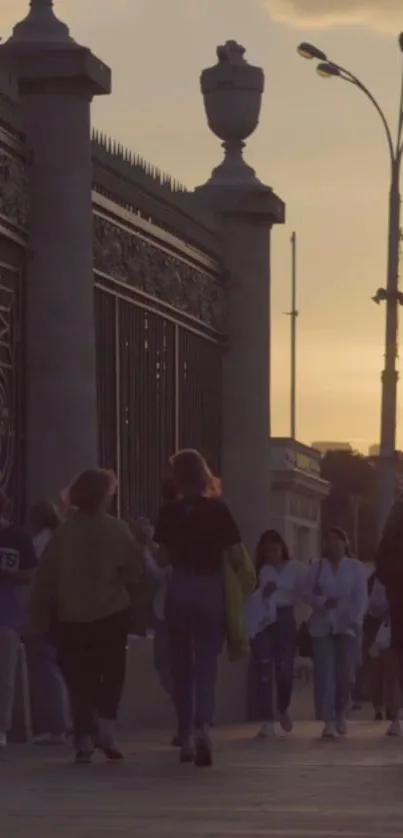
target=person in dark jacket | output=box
[375,495,403,694]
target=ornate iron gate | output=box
[94,197,224,522]
[0,129,27,521]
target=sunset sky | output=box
[2,0,403,453]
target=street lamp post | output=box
[297,36,403,533]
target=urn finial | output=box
[7,0,74,46]
[200,41,264,186]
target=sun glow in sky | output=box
[2,0,402,453]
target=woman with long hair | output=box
[246,530,304,738]
[141,449,249,767]
[303,527,367,739]
[30,469,143,764]
[25,501,71,745]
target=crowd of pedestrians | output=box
[0,449,402,767]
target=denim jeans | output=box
[165,570,225,739]
[153,619,173,699]
[313,634,357,724]
[25,636,70,736]
[250,607,297,722]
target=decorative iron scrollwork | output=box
[0,268,17,494]
[0,147,28,230]
[94,215,226,332]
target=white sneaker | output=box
[336,718,348,736]
[256,722,275,739]
[386,720,401,737]
[322,722,337,739]
[278,712,293,733]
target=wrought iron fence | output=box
[95,283,223,523]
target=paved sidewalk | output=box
[1,722,403,837]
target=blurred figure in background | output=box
[376,494,403,728]
[367,575,401,736]
[25,502,71,745]
[0,491,37,750]
[133,478,182,746]
[247,529,304,739]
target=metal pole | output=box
[378,161,401,531]
[290,231,298,439]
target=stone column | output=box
[0,1,111,505]
[197,42,285,552]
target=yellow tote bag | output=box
[223,545,256,662]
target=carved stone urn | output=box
[200,41,265,186]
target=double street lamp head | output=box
[298,34,403,71]
[297,42,327,62]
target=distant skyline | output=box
[1,0,403,452]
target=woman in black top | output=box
[151,449,243,767]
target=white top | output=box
[303,556,368,638]
[144,550,170,622]
[246,560,305,640]
[33,528,53,560]
[368,578,389,620]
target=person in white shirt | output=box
[246,530,305,739]
[303,527,367,739]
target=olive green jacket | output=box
[30,511,143,631]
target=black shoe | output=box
[194,734,212,768]
[375,710,383,722]
[179,743,194,763]
[74,735,94,764]
[75,749,93,765]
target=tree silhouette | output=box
[320,450,377,561]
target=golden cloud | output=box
[263,0,402,30]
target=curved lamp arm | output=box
[397,69,403,161]
[330,62,396,174]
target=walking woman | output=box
[30,469,143,764]
[367,575,401,735]
[246,530,305,738]
[25,502,71,745]
[303,527,367,739]
[141,449,251,767]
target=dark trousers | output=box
[56,610,129,741]
[165,570,225,740]
[250,607,297,723]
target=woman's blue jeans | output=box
[165,570,225,740]
[25,635,71,736]
[250,607,297,722]
[313,634,357,723]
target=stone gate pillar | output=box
[0,0,111,506]
[196,42,285,552]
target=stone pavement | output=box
[1,722,403,837]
